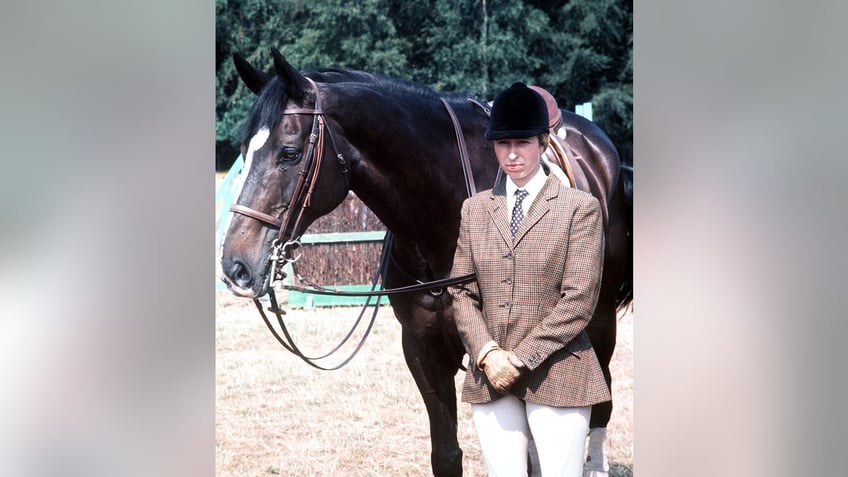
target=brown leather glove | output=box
[481,349,521,394]
[507,351,526,371]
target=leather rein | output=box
[227,78,477,369]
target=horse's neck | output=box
[349,155,460,235]
[331,92,489,268]
[337,97,476,212]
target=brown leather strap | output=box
[440,97,476,197]
[547,134,577,188]
[278,113,319,239]
[230,204,282,228]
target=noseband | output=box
[229,77,350,288]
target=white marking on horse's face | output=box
[219,127,271,260]
[231,127,270,207]
[243,127,270,179]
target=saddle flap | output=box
[544,133,581,189]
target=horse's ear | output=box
[271,48,309,100]
[233,52,271,96]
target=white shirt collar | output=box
[506,166,547,214]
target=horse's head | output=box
[219,50,350,297]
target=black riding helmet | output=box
[484,82,549,140]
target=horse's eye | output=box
[278,147,302,164]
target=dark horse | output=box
[219,49,632,476]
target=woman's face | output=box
[493,137,543,187]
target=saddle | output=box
[537,88,622,218]
[526,85,584,191]
[543,132,580,189]
[468,88,604,218]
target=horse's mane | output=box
[307,68,489,114]
[243,66,474,143]
[304,67,441,100]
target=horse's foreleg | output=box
[585,300,617,476]
[584,427,609,477]
[401,328,463,477]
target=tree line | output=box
[216,0,632,170]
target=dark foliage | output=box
[216,0,632,170]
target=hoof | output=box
[583,456,609,476]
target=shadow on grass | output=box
[610,462,633,476]
[529,459,632,477]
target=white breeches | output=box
[471,395,590,477]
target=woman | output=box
[449,82,610,476]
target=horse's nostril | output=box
[230,260,253,288]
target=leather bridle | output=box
[229,77,350,290]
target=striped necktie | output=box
[510,189,529,239]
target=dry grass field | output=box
[216,291,633,476]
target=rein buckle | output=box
[267,239,303,288]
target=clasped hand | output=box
[481,349,524,394]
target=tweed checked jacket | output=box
[449,172,611,407]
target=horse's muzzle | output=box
[219,257,263,298]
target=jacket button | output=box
[503,252,513,259]
[504,277,512,285]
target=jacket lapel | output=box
[487,173,513,245]
[487,193,513,245]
